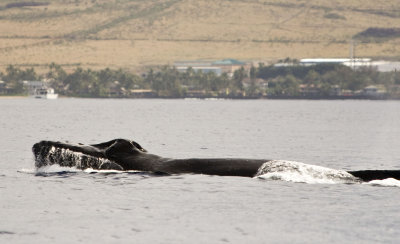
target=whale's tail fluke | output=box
[347,170,400,182]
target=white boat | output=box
[31,87,58,99]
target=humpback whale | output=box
[32,138,400,182]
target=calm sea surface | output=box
[1,98,400,243]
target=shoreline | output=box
[0,95,27,99]
[1,95,399,100]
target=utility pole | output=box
[349,39,357,69]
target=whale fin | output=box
[99,161,124,170]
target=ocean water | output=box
[1,98,400,243]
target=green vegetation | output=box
[1,62,400,99]
[257,63,395,97]
[0,65,37,95]
[354,28,400,42]
[323,13,346,20]
[2,2,49,9]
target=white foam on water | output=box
[83,168,119,173]
[18,166,79,174]
[18,168,36,174]
[36,164,80,173]
[364,178,400,187]
[18,165,142,175]
[31,165,143,174]
[83,168,143,174]
[255,160,358,184]
[19,165,79,174]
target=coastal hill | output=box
[0,0,400,72]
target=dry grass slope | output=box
[0,0,399,72]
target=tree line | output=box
[1,62,400,98]
[257,62,400,98]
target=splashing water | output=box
[255,160,359,184]
[365,178,400,187]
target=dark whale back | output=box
[32,139,268,176]
[32,138,400,181]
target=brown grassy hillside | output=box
[0,0,399,72]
